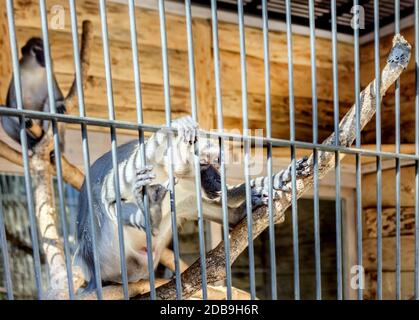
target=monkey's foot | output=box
[172,115,199,145]
[272,156,311,192]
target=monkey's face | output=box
[198,137,220,171]
[21,37,45,67]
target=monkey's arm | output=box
[207,156,311,208]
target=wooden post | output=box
[0,1,11,103]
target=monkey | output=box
[1,37,66,152]
[74,116,310,291]
[74,140,173,291]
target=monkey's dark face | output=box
[21,37,45,67]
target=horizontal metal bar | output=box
[1,107,418,161]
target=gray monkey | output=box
[1,37,66,151]
[74,141,171,291]
[74,116,310,292]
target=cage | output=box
[0,0,417,301]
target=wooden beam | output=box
[363,235,415,272]
[193,19,214,130]
[0,0,11,103]
[364,271,415,300]
[362,165,416,208]
[363,207,416,239]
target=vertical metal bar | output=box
[184,0,208,300]
[354,0,363,301]
[237,0,256,300]
[262,0,277,300]
[5,0,43,299]
[158,0,182,299]
[69,0,103,299]
[98,0,129,300]
[415,0,419,301]
[211,0,233,300]
[285,0,300,300]
[0,193,13,300]
[331,0,342,301]
[127,0,156,300]
[38,0,74,299]
[394,0,401,300]
[309,0,322,300]
[374,0,383,301]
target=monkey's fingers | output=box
[136,165,154,175]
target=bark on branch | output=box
[136,34,412,300]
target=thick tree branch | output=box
[29,20,93,299]
[136,34,412,300]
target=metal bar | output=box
[237,0,256,300]
[374,0,383,301]
[68,0,103,299]
[285,0,300,300]
[5,0,43,299]
[354,0,363,301]
[158,0,182,299]
[211,0,233,299]
[98,0,129,300]
[127,0,156,300]
[0,192,13,300]
[39,0,74,299]
[262,0,277,301]
[415,0,419,301]
[331,0,342,301]
[394,0,402,300]
[2,108,419,161]
[184,0,208,300]
[309,0,322,301]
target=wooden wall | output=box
[0,0,355,142]
[362,165,416,300]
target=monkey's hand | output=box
[171,115,199,145]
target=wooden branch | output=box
[135,34,412,300]
[29,20,93,299]
[0,139,84,191]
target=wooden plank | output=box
[12,0,190,52]
[220,49,354,103]
[362,165,416,208]
[15,26,190,88]
[364,271,415,300]
[0,1,11,103]
[217,22,354,72]
[363,207,416,239]
[56,73,191,114]
[193,19,215,130]
[363,235,415,272]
